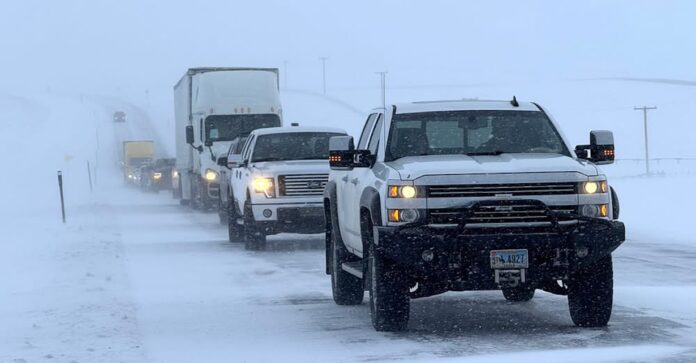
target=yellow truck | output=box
[122,140,155,185]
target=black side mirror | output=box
[575,130,615,165]
[204,139,213,147]
[329,136,355,170]
[216,156,228,167]
[185,125,194,144]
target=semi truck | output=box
[173,67,283,209]
[122,140,154,184]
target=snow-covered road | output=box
[2,94,696,362]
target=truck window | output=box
[367,114,383,154]
[252,132,345,162]
[386,110,570,161]
[357,114,377,150]
[205,114,281,142]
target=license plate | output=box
[490,249,529,269]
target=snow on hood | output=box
[387,153,599,180]
[250,159,330,176]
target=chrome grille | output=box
[278,174,328,197]
[427,182,577,198]
[428,205,576,225]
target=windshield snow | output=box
[386,110,569,160]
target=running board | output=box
[341,261,363,279]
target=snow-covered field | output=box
[2,92,696,362]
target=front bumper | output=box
[252,202,325,234]
[375,208,625,292]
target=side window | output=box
[357,114,377,149]
[242,136,255,162]
[368,114,383,154]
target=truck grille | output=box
[428,205,576,225]
[278,174,328,197]
[427,182,577,198]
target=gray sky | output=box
[3,0,695,94]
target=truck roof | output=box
[174,67,279,89]
[251,126,347,136]
[392,99,540,114]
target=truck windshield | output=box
[252,132,345,162]
[386,110,569,161]
[205,114,281,142]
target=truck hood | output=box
[387,153,599,180]
[250,160,329,176]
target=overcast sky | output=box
[3,0,695,95]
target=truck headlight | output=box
[388,185,417,198]
[580,204,609,218]
[388,209,419,223]
[204,169,218,181]
[153,172,162,180]
[580,181,608,194]
[253,177,275,198]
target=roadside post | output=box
[87,161,93,193]
[57,171,66,223]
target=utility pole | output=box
[319,57,328,95]
[376,71,387,109]
[633,106,657,175]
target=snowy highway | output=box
[3,92,696,362]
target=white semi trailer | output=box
[173,67,282,208]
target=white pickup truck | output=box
[217,126,347,250]
[324,98,625,331]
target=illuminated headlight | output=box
[388,209,419,223]
[581,180,608,194]
[153,173,162,180]
[172,170,179,178]
[253,177,275,198]
[204,169,218,181]
[580,204,609,218]
[388,185,418,198]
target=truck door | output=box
[339,113,378,250]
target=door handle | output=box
[341,176,348,182]
[350,178,359,185]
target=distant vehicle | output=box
[217,134,249,223]
[140,158,175,192]
[113,111,126,123]
[325,99,625,331]
[122,140,154,185]
[173,67,283,210]
[218,126,347,250]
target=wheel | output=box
[218,199,227,225]
[173,178,182,199]
[243,200,266,250]
[329,211,363,305]
[227,199,243,243]
[502,286,535,302]
[368,229,409,331]
[567,255,614,327]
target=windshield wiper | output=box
[465,150,505,156]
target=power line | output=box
[633,105,657,175]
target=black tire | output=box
[227,199,242,243]
[567,255,614,327]
[502,286,535,302]
[610,186,620,220]
[243,200,266,250]
[368,232,409,332]
[329,212,364,305]
[218,199,227,225]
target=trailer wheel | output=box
[502,286,535,302]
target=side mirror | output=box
[575,130,615,165]
[329,136,375,170]
[227,154,243,168]
[204,139,213,147]
[216,156,228,167]
[185,125,194,144]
